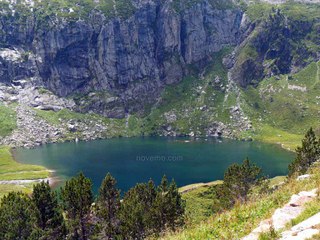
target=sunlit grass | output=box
[162,166,320,239]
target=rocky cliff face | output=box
[0,0,245,118]
[229,7,320,87]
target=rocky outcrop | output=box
[0,0,245,118]
[229,9,320,87]
[242,189,318,240]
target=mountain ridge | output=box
[0,0,319,148]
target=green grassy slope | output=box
[0,147,50,198]
[163,166,320,240]
[241,61,320,150]
[0,104,17,137]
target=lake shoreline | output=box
[13,137,294,194]
[10,147,57,187]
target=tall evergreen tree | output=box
[0,192,40,240]
[118,183,148,239]
[166,180,185,231]
[118,180,161,239]
[61,172,93,240]
[288,128,319,176]
[216,158,263,208]
[96,173,121,239]
[150,176,169,233]
[32,181,66,240]
[150,176,185,234]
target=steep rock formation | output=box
[230,9,320,87]
[0,0,245,118]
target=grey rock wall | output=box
[0,0,244,118]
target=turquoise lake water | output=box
[14,137,295,193]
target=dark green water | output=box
[14,137,295,193]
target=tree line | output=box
[0,174,185,240]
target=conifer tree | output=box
[32,181,66,240]
[150,175,169,233]
[288,128,319,176]
[216,158,263,208]
[166,180,185,231]
[118,183,148,239]
[61,172,93,240]
[150,176,185,234]
[0,192,40,240]
[97,173,121,239]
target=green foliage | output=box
[149,177,185,234]
[119,182,153,239]
[96,173,121,239]
[288,128,320,176]
[0,192,40,240]
[258,227,280,240]
[119,176,185,239]
[216,158,263,208]
[60,172,94,240]
[1,0,136,23]
[141,48,233,136]
[171,0,234,13]
[0,104,17,137]
[179,182,222,223]
[245,2,274,21]
[32,181,66,239]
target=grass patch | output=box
[179,181,223,224]
[0,146,50,198]
[254,125,302,151]
[0,104,17,137]
[0,146,49,179]
[0,184,32,200]
[289,196,320,228]
[258,227,280,240]
[179,180,223,193]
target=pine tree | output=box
[32,181,66,240]
[159,175,168,193]
[149,176,185,234]
[96,173,121,239]
[118,180,162,238]
[61,172,93,240]
[118,184,148,239]
[166,180,185,231]
[217,158,263,208]
[288,128,319,176]
[149,175,169,233]
[0,192,40,240]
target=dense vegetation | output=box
[0,173,185,240]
